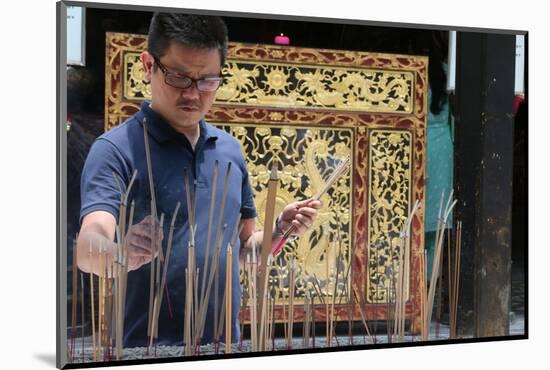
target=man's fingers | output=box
[128,243,154,257]
[307,200,322,209]
[131,223,164,241]
[128,234,161,257]
[297,206,318,218]
[139,216,164,236]
[295,198,322,209]
[295,213,313,228]
[291,219,308,234]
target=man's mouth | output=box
[177,105,199,112]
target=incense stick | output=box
[449,220,462,339]
[196,163,232,343]
[287,259,296,349]
[352,288,373,338]
[225,244,233,353]
[454,221,462,337]
[258,255,273,351]
[142,119,157,219]
[149,204,180,350]
[80,272,85,363]
[258,164,279,350]
[303,291,310,348]
[214,242,221,342]
[311,294,316,348]
[246,253,257,351]
[70,238,78,362]
[425,192,457,337]
[200,160,218,316]
[420,250,427,341]
[271,156,351,256]
[89,242,96,361]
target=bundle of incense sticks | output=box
[271,156,351,256]
[148,203,180,350]
[310,274,327,345]
[392,200,421,342]
[113,170,137,359]
[194,163,232,349]
[423,191,457,339]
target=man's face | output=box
[141,42,221,134]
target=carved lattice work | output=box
[216,123,353,303]
[367,130,413,303]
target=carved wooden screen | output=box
[105,32,428,333]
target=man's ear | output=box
[140,51,153,82]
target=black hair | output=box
[147,13,228,66]
[427,37,448,115]
[409,31,448,115]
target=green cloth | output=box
[424,86,454,279]
[425,89,454,232]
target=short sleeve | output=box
[79,138,132,224]
[240,161,257,220]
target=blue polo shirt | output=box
[80,101,256,347]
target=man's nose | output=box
[179,82,200,100]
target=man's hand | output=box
[278,198,322,236]
[124,215,164,271]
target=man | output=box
[76,13,320,347]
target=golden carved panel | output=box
[217,61,413,113]
[213,122,353,303]
[366,129,413,304]
[123,52,150,101]
[118,51,413,113]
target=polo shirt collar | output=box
[138,101,218,145]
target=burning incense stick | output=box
[200,160,218,314]
[142,119,157,219]
[225,244,233,353]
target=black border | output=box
[56,1,529,368]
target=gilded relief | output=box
[215,122,353,303]
[123,52,150,100]
[366,129,413,303]
[217,61,413,113]
[119,50,414,113]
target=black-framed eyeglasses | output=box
[152,55,223,92]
